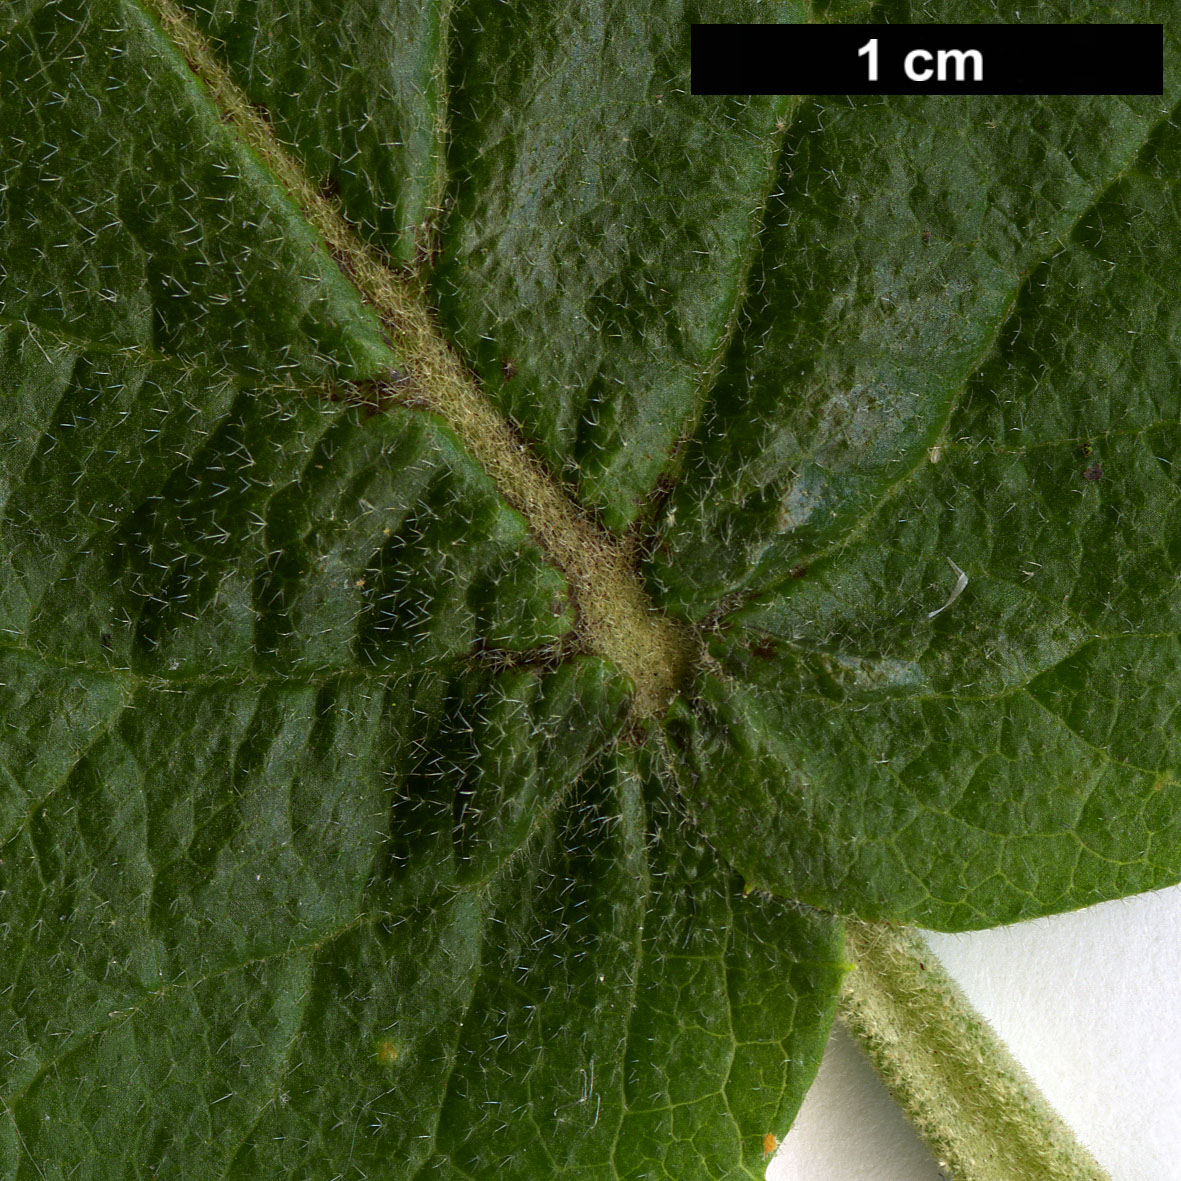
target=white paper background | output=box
[769,883,1181,1181]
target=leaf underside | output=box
[0,0,1178,1175]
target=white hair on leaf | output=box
[927,558,968,620]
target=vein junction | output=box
[141,0,695,717]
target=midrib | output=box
[140,0,695,717]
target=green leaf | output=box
[0,0,393,380]
[180,0,445,264]
[0,1,845,1174]
[655,62,1181,928]
[431,2,805,529]
[0,309,843,1168]
[1,0,1178,1172]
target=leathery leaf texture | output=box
[0,0,1176,1175]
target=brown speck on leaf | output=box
[751,640,779,660]
[1084,463,1104,481]
[376,1040,400,1066]
[413,219,442,270]
[1079,441,1094,457]
[921,229,932,243]
[100,633,112,650]
[501,358,517,381]
[330,371,414,418]
[789,564,808,579]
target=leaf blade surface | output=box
[0,4,848,1174]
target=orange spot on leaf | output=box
[763,1132,778,1157]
